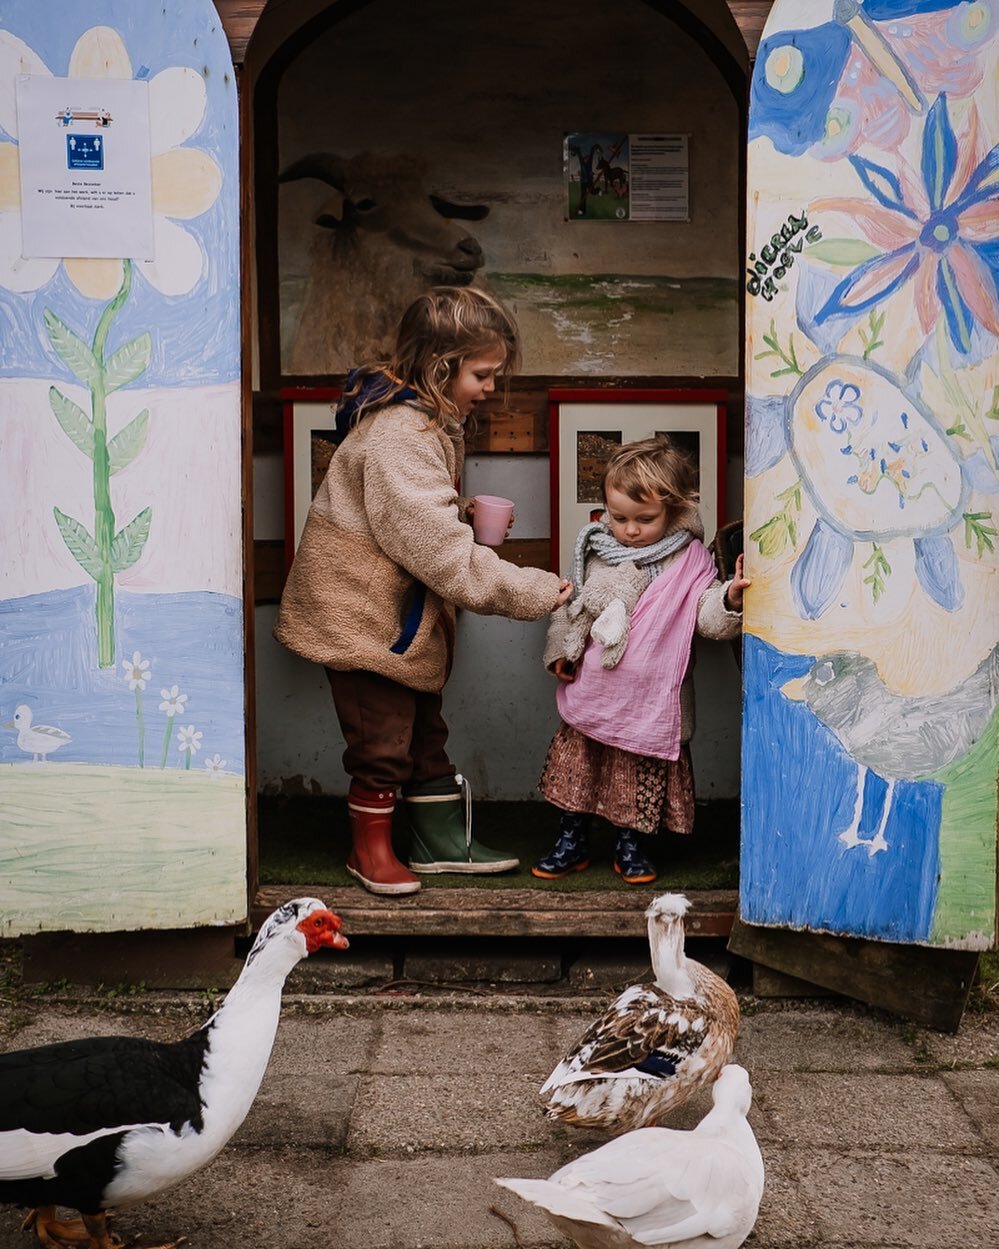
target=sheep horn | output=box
[430,194,489,222]
[279,154,348,191]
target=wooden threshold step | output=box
[252,885,738,938]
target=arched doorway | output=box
[241,0,751,935]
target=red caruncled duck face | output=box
[297,909,349,952]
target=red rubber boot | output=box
[346,784,421,895]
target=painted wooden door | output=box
[742,0,998,949]
[0,0,246,933]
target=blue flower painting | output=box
[743,0,998,950]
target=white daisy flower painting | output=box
[0,0,246,936]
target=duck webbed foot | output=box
[21,1208,117,1248]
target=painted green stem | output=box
[91,261,133,668]
[134,684,145,767]
[160,715,174,769]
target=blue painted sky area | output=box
[0,585,245,774]
[740,634,940,943]
[0,0,238,385]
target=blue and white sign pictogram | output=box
[66,134,104,170]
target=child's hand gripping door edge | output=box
[723,553,751,613]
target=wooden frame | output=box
[281,386,341,570]
[548,389,727,575]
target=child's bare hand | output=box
[554,579,574,608]
[553,657,576,683]
[725,553,751,612]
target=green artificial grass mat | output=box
[258,795,739,891]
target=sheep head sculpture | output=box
[563,559,647,669]
[279,152,491,372]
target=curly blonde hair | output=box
[602,435,700,514]
[345,286,519,429]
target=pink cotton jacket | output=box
[274,402,563,692]
[544,519,742,747]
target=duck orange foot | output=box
[21,1208,119,1248]
[21,1208,185,1249]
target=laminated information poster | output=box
[15,74,154,259]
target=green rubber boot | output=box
[406,774,519,873]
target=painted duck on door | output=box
[743,0,998,948]
[0,0,245,933]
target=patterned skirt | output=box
[538,722,695,836]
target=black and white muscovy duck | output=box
[540,894,739,1133]
[0,897,348,1249]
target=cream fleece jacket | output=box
[274,402,563,691]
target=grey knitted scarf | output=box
[569,521,695,593]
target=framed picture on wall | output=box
[281,387,341,569]
[548,389,727,576]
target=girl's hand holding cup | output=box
[471,495,515,546]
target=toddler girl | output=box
[534,435,748,883]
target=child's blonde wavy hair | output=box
[601,435,700,515]
[345,286,519,429]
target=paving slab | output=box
[0,1005,189,1049]
[788,1147,999,1248]
[122,1146,351,1249]
[915,1011,999,1067]
[940,1068,999,1151]
[552,1010,600,1055]
[751,1071,987,1152]
[752,1143,824,1247]
[371,1007,552,1075]
[268,1012,383,1076]
[335,1150,573,1249]
[735,1007,919,1072]
[347,1072,557,1155]
[233,1072,359,1148]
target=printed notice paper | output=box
[15,75,154,260]
[564,132,689,222]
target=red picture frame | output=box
[281,386,341,570]
[548,388,727,575]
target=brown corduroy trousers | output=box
[325,668,456,792]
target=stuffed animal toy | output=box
[562,557,647,669]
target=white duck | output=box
[541,894,739,1132]
[0,898,348,1249]
[3,705,72,762]
[498,1064,764,1249]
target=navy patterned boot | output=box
[613,828,657,884]
[532,812,591,879]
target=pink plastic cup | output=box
[472,494,514,546]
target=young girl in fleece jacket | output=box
[533,436,749,884]
[275,287,572,896]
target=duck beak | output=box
[781,676,808,701]
[2,721,14,730]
